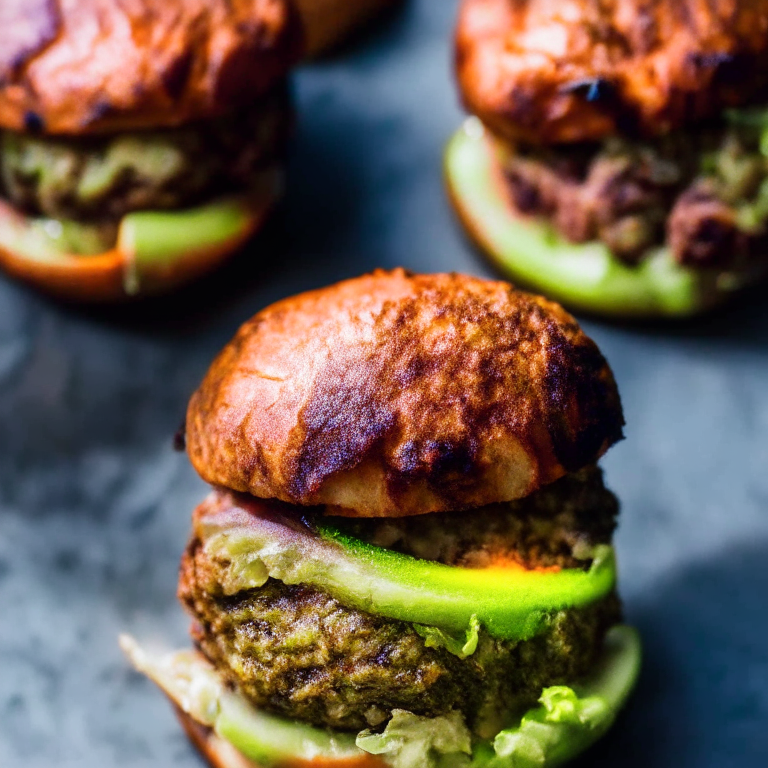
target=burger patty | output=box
[498,111,768,270]
[0,88,290,222]
[327,466,618,570]
[179,468,621,735]
[181,568,619,737]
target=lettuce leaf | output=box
[475,625,641,767]
[414,614,480,659]
[355,626,641,768]
[357,710,472,768]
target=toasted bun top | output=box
[0,0,302,135]
[456,0,768,145]
[186,269,624,518]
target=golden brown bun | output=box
[293,0,401,56]
[0,0,302,135]
[186,269,623,517]
[456,0,768,144]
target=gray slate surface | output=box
[1,2,767,766]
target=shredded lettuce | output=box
[358,626,640,768]
[475,626,640,767]
[357,710,472,768]
[414,614,480,659]
[487,687,611,768]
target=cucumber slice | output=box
[217,690,367,765]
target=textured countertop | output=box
[1,3,767,767]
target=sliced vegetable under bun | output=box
[293,0,401,56]
[186,268,624,517]
[0,168,281,301]
[0,0,302,135]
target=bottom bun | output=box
[176,708,383,768]
[295,0,402,56]
[177,708,264,768]
[445,118,765,319]
[0,167,282,302]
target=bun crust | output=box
[187,269,623,518]
[0,0,302,135]
[294,0,401,56]
[456,0,768,144]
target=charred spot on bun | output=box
[447,0,768,317]
[122,269,640,768]
[0,0,302,301]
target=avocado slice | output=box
[197,501,616,643]
[0,165,279,299]
[121,625,640,768]
[217,689,371,765]
[444,118,759,318]
[118,197,260,294]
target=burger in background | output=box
[446,0,768,318]
[0,0,302,301]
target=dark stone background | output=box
[1,3,766,766]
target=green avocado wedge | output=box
[196,500,616,643]
[0,166,280,300]
[0,197,256,266]
[444,118,761,318]
[120,625,641,768]
[118,197,261,295]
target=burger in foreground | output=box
[0,0,301,301]
[293,0,403,56]
[122,269,640,768]
[447,0,768,318]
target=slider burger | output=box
[446,0,768,317]
[122,269,641,768]
[0,0,301,301]
[293,0,403,56]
